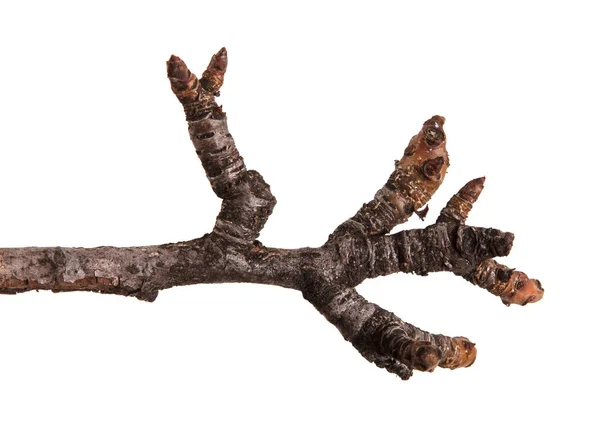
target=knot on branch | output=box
[213,170,277,244]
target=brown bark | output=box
[0,48,543,380]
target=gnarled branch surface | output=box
[0,48,543,380]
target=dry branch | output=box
[0,48,544,380]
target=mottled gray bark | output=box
[0,48,543,380]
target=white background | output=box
[0,1,598,444]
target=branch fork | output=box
[0,48,543,380]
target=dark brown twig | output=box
[0,48,543,379]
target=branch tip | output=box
[425,115,446,127]
[462,177,486,199]
[167,54,181,64]
[440,337,477,369]
[504,275,544,306]
[167,55,200,105]
[200,47,228,94]
[467,259,544,306]
[211,47,228,72]
[437,176,486,224]
[167,55,189,81]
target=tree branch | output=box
[0,48,544,380]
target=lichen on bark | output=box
[0,48,543,380]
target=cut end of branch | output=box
[455,226,514,260]
[494,231,514,257]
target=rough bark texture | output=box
[0,48,544,380]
